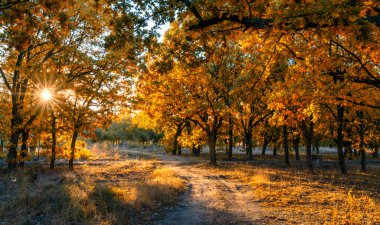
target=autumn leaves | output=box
[135,0,380,173]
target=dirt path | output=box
[126,150,276,225]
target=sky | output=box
[157,22,170,42]
[147,20,170,42]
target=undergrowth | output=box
[0,159,186,225]
[206,164,380,224]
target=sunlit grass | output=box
[0,158,185,225]
[205,164,380,224]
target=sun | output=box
[40,89,53,102]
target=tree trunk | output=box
[69,128,79,170]
[302,117,314,171]
[315,137,320,154]
[37,139,41,160]
[242,137,246,154]
[50,112,57,169]
[172,123,183,155]
[172,139,178,155]
[208,130,217,165]
[192,144,200,156]
[178,145,182,155]
[227,116,233,159]
[344,141,353,160]
[283,125,290,166]
[262,136,269,155]
[358,111,366,172]
[7,52,24,170]
[8,130,20,170]
[273,145,278,156]
[19,129,29,168]
[337,105,347,174]
[360,146,366,173]
[0,138,4,152]
[245,130,253,159]
[293,135,301,161]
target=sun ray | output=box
[40,89,52,102]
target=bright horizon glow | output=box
[40,89,52,102]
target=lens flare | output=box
[40,89,52,101]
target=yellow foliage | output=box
[41,140,92,160]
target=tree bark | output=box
[19,129,29,168]
[242,137,246,154]
[337,105,348,174]
[191,145,196,156]
[262,136,269,155]
[192,144,200,156]
[283,125,290,166]
[227,116,233,159]
[358,111,366,172]
[302,117,314,171]
[178,144,182,155]
[4,51,38,170]
[69,128,79,170]
[50,112,57,169]
[273,145,278,156]
[8,130,20,170]
[245,129,253,159]
[315,137,320,154]
[7,53,24,170]
[172,123,183,155]
[293,135,301,161]
[208,130,217,165]
[344,141,354,160]
[0,138,3,152]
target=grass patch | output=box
[205,163,380,224]
[0,158,186,225]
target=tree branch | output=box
[331,40,378,81]
[0,67,12,92]
[280,42,305,60]
[336,97,380,109]
[189,13,273,30]
[178,0,203,21]
[185,5,380,31]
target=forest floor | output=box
[0,149,379,224]
[127,149,380,225]
[0,152,186,225]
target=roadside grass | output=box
[205,163,380,224]
[0,158,186,225]
[180,148,380,163]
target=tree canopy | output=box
[0,0,379,174]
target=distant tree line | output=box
[94,118,163,145]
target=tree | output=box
[0,0,71,168]
[0,0,151,170]
[143,0,380,174]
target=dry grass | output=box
[0,158,186,225]
[205,164,380,224]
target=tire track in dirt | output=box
[156,164,266,225]
[125,149,285,225]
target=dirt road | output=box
[126,150,276,225]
